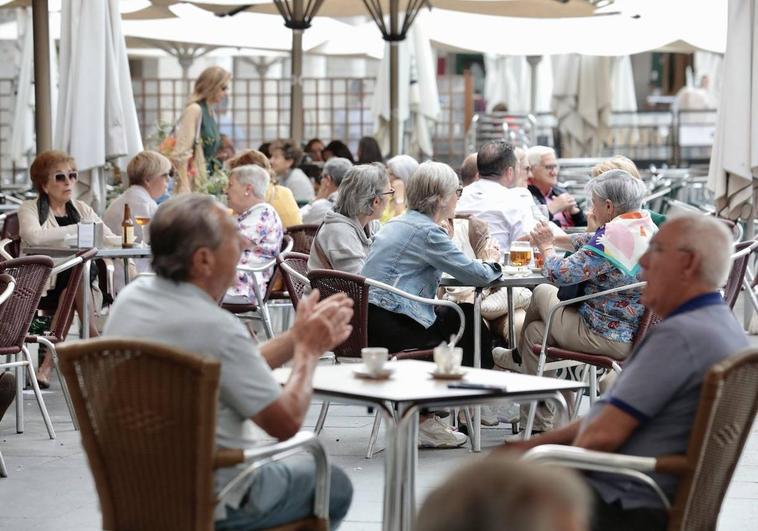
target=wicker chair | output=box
[524,281,657,438]
[222,236,294,339]
[24,248,98,429]
[278,251,311,309]
[286,224,320,254]
[56,338,332,531]
[723,239,758,309]
[0,256,56,438]
[523,347,758,531]
[0,272,15,477]
[307,268,467,458]
[0,212,20,259]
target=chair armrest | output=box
[215,431,331,520]
[280,261,310,288]
[522,444,671,509]
[51,255,84,276]
[0,238,13,261]
[365,277,466,346]
[538,281,647,361]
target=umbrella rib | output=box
[273,0,294,23]
[401,0,426,37]
[362,0,389,37]
[304,0,326,23]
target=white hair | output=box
[387,154,419,184]
[526,146,556,168]
[230,164,270,199]
[406,161,459,216]
[585,169,647,214]
[671,214,734,288]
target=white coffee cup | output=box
[433,345,463,374]
[361,347,389,374]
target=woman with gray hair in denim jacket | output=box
[362,161,502,368]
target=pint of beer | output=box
[509,241,532,267]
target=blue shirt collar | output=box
[667,291,724,319]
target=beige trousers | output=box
[518,284,631,431]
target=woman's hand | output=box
[529,220,555,250]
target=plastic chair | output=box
[0,256,56,439]
[24,248,98,429]
[307,268,467,458]
[56,338,332,531]
[0,273,16,478]
[523,347,758,531]
[286,224,320,254]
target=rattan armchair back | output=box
[279,251,310,308]
[56,338,221,531]
[723,240,756,309]
[286,224,320,254]
[668,348,758,530]
[0,256,53,354]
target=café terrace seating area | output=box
[2,1,758,531]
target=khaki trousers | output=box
[518,284,631,431]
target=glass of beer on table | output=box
[134,216,151,247]
[509,241,532,267]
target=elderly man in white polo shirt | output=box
[456,141,536,250]
[104,194,354,529]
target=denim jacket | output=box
[361,210,501,328]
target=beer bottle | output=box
[122,203,135,248]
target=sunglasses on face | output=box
[53,171,78,183]
[456,186,464,198]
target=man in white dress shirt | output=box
[456,141,535,250]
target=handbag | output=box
[556,281,587,305]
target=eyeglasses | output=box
[542,164,560,172]
[456,186,464,198]
[53,171,78,183]
[379,188,396,198]
[161,168,177,180]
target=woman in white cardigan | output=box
[18,150,119,386]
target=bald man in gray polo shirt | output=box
[105,194,354,529]
[506,215,748,531]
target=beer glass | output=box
[509,241,532,267]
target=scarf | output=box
[582,211,657,276]
[37,194,81,226]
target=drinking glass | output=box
[134,216,151,248]
[509,241,532,267]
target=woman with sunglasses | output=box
[171,65,230,194]
[308,163,390,273]
[18,150,121,386]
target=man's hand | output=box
[549,193,577,214]
[291,290,354,357]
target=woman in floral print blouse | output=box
[224,164,284,303]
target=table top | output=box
[440,272,550,289]
[23,246,152,259]
[273,360,584,406]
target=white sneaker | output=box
[492,347,520,371]
[457,406,500,428]
[418,416,468,448]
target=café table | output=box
[274,359,584,531]
[439,271,551,451]
[22,245,152,338]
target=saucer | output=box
[501,265,531,276]
[429,368,466,380]
[530,266,543,274]
[353,365,394,380]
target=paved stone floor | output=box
[2,301,758,530]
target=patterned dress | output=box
[227,203,284,301]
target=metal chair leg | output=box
[0,448,7,477]
[366,411,382,459]
[21,347,55,440]
[314,401,330,435]
[39,338,78,431]
[15,355,23,434]
[463,407,476,451]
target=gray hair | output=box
[526,145,556,168]
[585,169,647,214]
[416,456,591,531]
[406,161,459,216]
[150,194,226,282]
[668,214,734,288]
[229,164,270,199]
[387,154,419,184]
[322,157,353,187]
[334,163,389,218]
